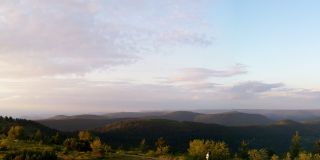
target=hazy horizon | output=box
[1,0,320,117]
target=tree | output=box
[63,138,78,151]
[7,126,24,140]
[63,137,91,152]
[139,138,147,153]
[78,131,92,141]
[284,153,291,160]
[271,154,279,160]
[34,129,42,141]
[298,152,313,160]
[237,140,249,159]
[188,139,230,160]
[248,149,268,160]
[155,137,169,155]
[51,132,60,144]
[289,131,302,159]
[188,139,206,160]
[90,137,103,153]
[205,140,230,160]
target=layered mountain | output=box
[38,111,274,131]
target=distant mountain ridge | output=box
[38,111,274,131]
[194,111,273,126]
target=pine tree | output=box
[139,138,147,153]
[90,137,103,153]
[289,131,302,159]
[155,137,169,155]
[238,140,249,159]
[7,126,24,140]
[34,129,42,141]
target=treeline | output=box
[61,130,320,160]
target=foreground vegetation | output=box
[3,116,320,159]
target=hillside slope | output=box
[0,116,58,137]
[93,119,320,153]
[193,111,274,126]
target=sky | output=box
[1,0,320,117]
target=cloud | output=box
[0,0,212,78]
[1,77,320,116]
[170,64,247,82]
[228,81,284,98]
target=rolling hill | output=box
[92,118,320,153]
[38,111,274,131]
[0,116,59,138]
[193,111,274,126]
[37,118,131,132]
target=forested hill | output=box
[93,119,320,153]
[0,116,57,135]
[37,111,274,131]
[3,115,320,155]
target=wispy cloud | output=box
[170,64,247,82]
[228,81,284,98]
[0,0,212,78]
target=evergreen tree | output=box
[298,152,313,160]
[289,131,302,159]
[237,140,249,159]
[248,149,268,160]
[34,129,42,141]
[7,126,24,140]
[284,153,292,160]
[188,139,230,160]
[155,137,169,155]
[78,131,91,141]
[139,138,147,153]
[206,140,230,160]
[51,132,60,144]
[90,137,103,153]
[188,139,206,160]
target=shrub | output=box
[7,126,24,140]
[63,138,91,152]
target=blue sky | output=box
[0,0,320,117]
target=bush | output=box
[63,138,91,152]
[7,126,24,140]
